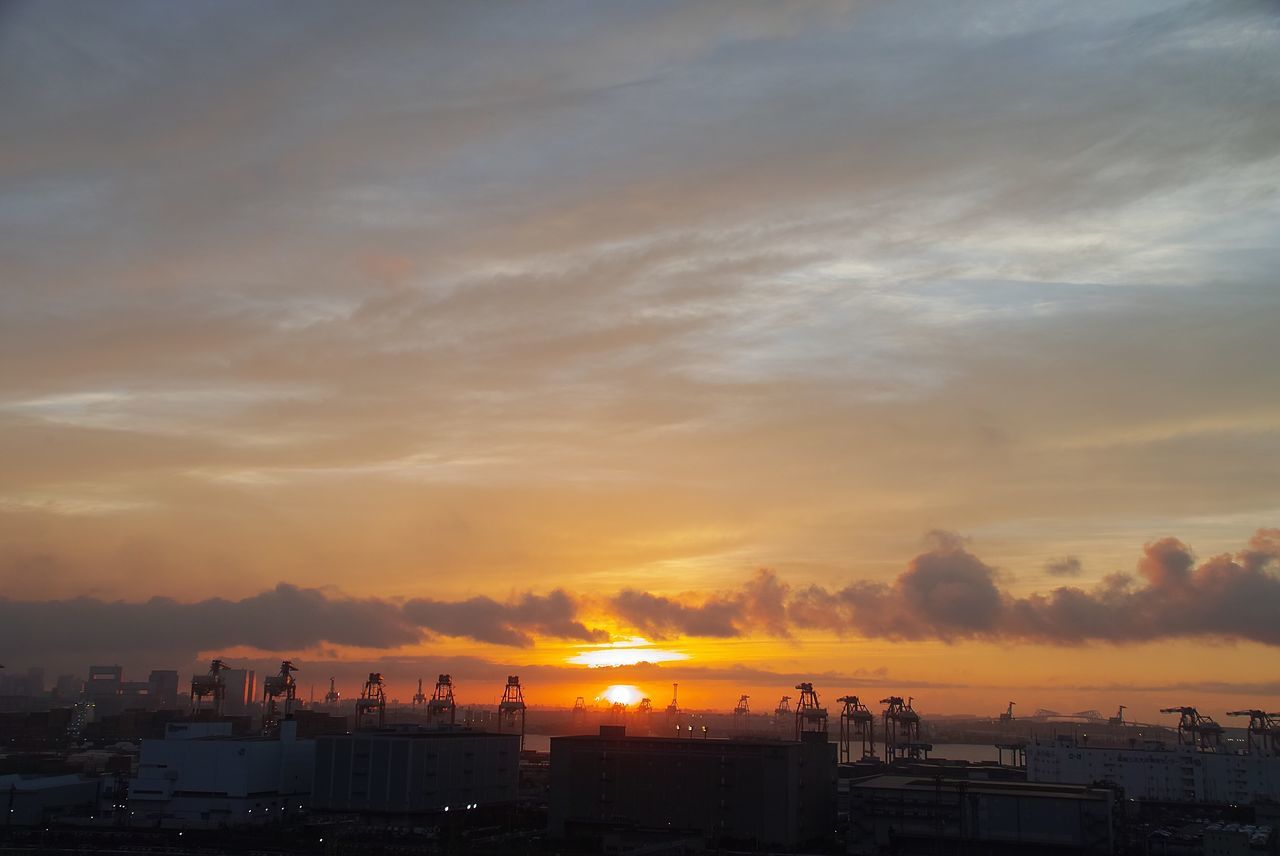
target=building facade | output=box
[1028,737,1280,805]
[128,720,314,828]
[311,728,519,816]
[848,774,1115,855]
[549,728,836,850]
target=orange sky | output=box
[1,1,1279,724]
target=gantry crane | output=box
[191,659,230,716]
[837,695,875,762]
[262,660,298,735]
[794,682,828,740]
[1227,709,1280,756]
[355,672,386,730]
[732,694,750,733]
[498,675,527,749]
[426,674,457,725]
[1160,706,1224,750]
[881,695,926,761]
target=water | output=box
[521,733,1001,763]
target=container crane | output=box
[355,672,386,730]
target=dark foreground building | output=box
[311,728,519,816]
[549,727,836,850]
[848,774,1115,855]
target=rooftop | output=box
[852,774,1112,800]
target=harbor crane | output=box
[1161,706,1224,750]
[794,682,828,740]
[881,695,927,761]
[837,695,875,762]
[1227,709,1280,756]
[355,672,386,730]
[732,694,750,733]
[191,659,230,715]
[498,675,527,749]
[426,674,457,725]
[261,660,298,735]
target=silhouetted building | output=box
[53,674,83,701]
[0,708,74,751]
[86,666,122,702]
[221,668,256,715]
[148,670,180,708]
[0,773,104,825]
[549,727,836,850]
[288,708,349,738]
[1029,736,1280,804]
[129,720,313,828]
[119,680,151,705]
[81,707,193,743]
[312,728,519,816]
[848,774,1114,855]
[0,668,47,713]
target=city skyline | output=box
[3,0,1279,721]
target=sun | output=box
[567,636,690,668]
[601,684,643,706]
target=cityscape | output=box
[3,0,1279,854]
[1,660,1278,853]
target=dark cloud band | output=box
[3,529,1277,668]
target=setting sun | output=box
[601,685,643,707]
[568,637,690,668]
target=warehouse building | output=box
[311,727,519,816]
[549,727,836,850]
[848,774,1115,855]
[128,720,314,828]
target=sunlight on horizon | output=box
[567,636,690,668]
[600,684,643,706]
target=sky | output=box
[2,0,1279,722]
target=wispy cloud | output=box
[0,1,1278,695]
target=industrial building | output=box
[147,670,180,708]
[311,727,520,816]
[0,773,104,825]
[848,774,1115,855]
[1028,736,1280,805]
[128,719,314,828]
[220,668,257,715]
[548,726,836,850]
[85,665,123,712]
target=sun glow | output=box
[567,636,690,668]
[601,684,643,706]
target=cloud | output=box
[0,583,419,663]
[1044,556,1083,577]
[0,583,608,666]
[1,530,1279,674]
[611,569,790,639]
[621,528,1280,647]
[611,590,741,639]
[403,589,608,647]
[0,0,1277,612]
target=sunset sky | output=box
[2,0,1279,722]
